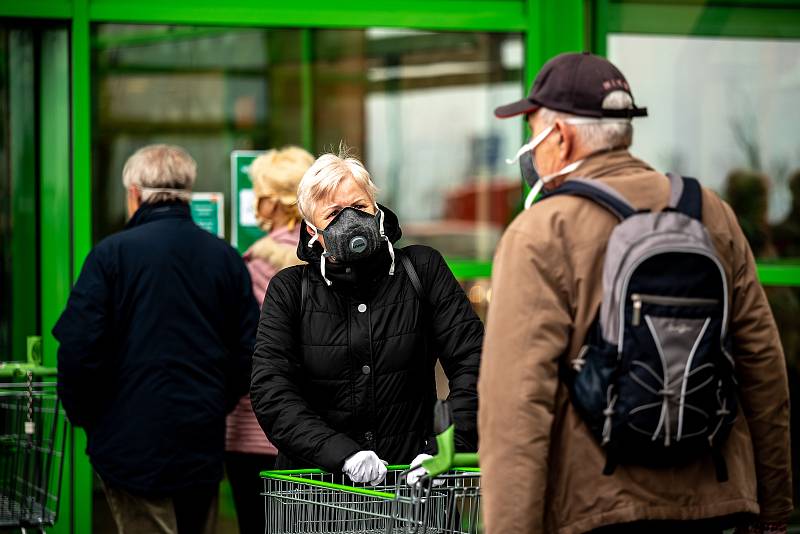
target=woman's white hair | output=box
[297,147,378,221]
[122,144,196,203]
[538,90,634,151]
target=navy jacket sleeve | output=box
[53,248,113,429]
[226,255,260,412]
[422,248,483,451]
[250,268,361,472]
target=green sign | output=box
[231,150,265,253]
[190,192,225,238]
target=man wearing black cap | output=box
[479,52,791,533]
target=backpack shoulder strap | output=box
[300,264,309,315]
[666,172,702,221]
[397,248,424,299]
[543,178,636,220]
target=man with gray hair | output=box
[480,53,791,533]
[55,144,259,534]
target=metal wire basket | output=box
[262,467,481,534]
[0,368,67,532]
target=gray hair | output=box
[297,149,378,222]
[538,91,634,151]
[122,144,196,203]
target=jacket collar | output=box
[125,201,191,229]
[245,226,303,270]
[296,204,402,290]
[565,149,654,182]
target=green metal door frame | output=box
[593,0,800,57]
[39,27,77,534]
[2,1,797,532]
[8,29,39,367]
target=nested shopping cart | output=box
[262,401,481,534]
[0,353,67,533]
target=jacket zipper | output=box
[631,293,720,326]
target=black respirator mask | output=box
[306,206,395,285]
[321,207,382,262]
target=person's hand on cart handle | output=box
[406,453,445,487]
[342,451,388,486]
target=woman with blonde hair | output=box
[250,148,482,487]
[225,145,313,534]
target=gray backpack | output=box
[545,173,737,480]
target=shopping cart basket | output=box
[262,401,481,534]
[0,357,67,532]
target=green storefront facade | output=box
[1,1,799,531]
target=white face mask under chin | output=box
[523,159,585,209]
[509,117,631,209]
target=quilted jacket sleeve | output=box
[250,268,361,472]
[419,247,483,452]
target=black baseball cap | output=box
[494,52,648,119]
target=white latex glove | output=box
[342,451,388,486]
[406,453,444,487]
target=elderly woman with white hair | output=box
[250,150,482,485]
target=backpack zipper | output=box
[631,293,720,326]
[617,246,729,348]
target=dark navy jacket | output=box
[54,201,259,496]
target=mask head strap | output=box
[137,186,191,201]
[376,206,395,276]
[305,220,331,285]
[319,256,331,286]
[505,125,554,165]
[306,221,320,248]
[524,158,586,210]
[139,186,188,194]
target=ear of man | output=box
[554,119,577,163]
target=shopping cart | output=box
[262,400,481,534]
[0,350,67,533]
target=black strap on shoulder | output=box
[603,455,618,476]
[671,174,703,221]
[300,265,309,315]
[543,179,636,220]
[397,249,424,299]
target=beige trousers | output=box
[102,480,218,534]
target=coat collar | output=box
[125,201,191,229]
[565,149,654,182]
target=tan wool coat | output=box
[478,150,792,534]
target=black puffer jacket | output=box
[250,206,482,472]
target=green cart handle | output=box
[260,400,479,489]
[0,362,58,379]
[421,400,479,478]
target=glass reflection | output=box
[608,34,800,252]
[92,25,303,241]
[93,25,524,262]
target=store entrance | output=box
[1,22,69,365]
